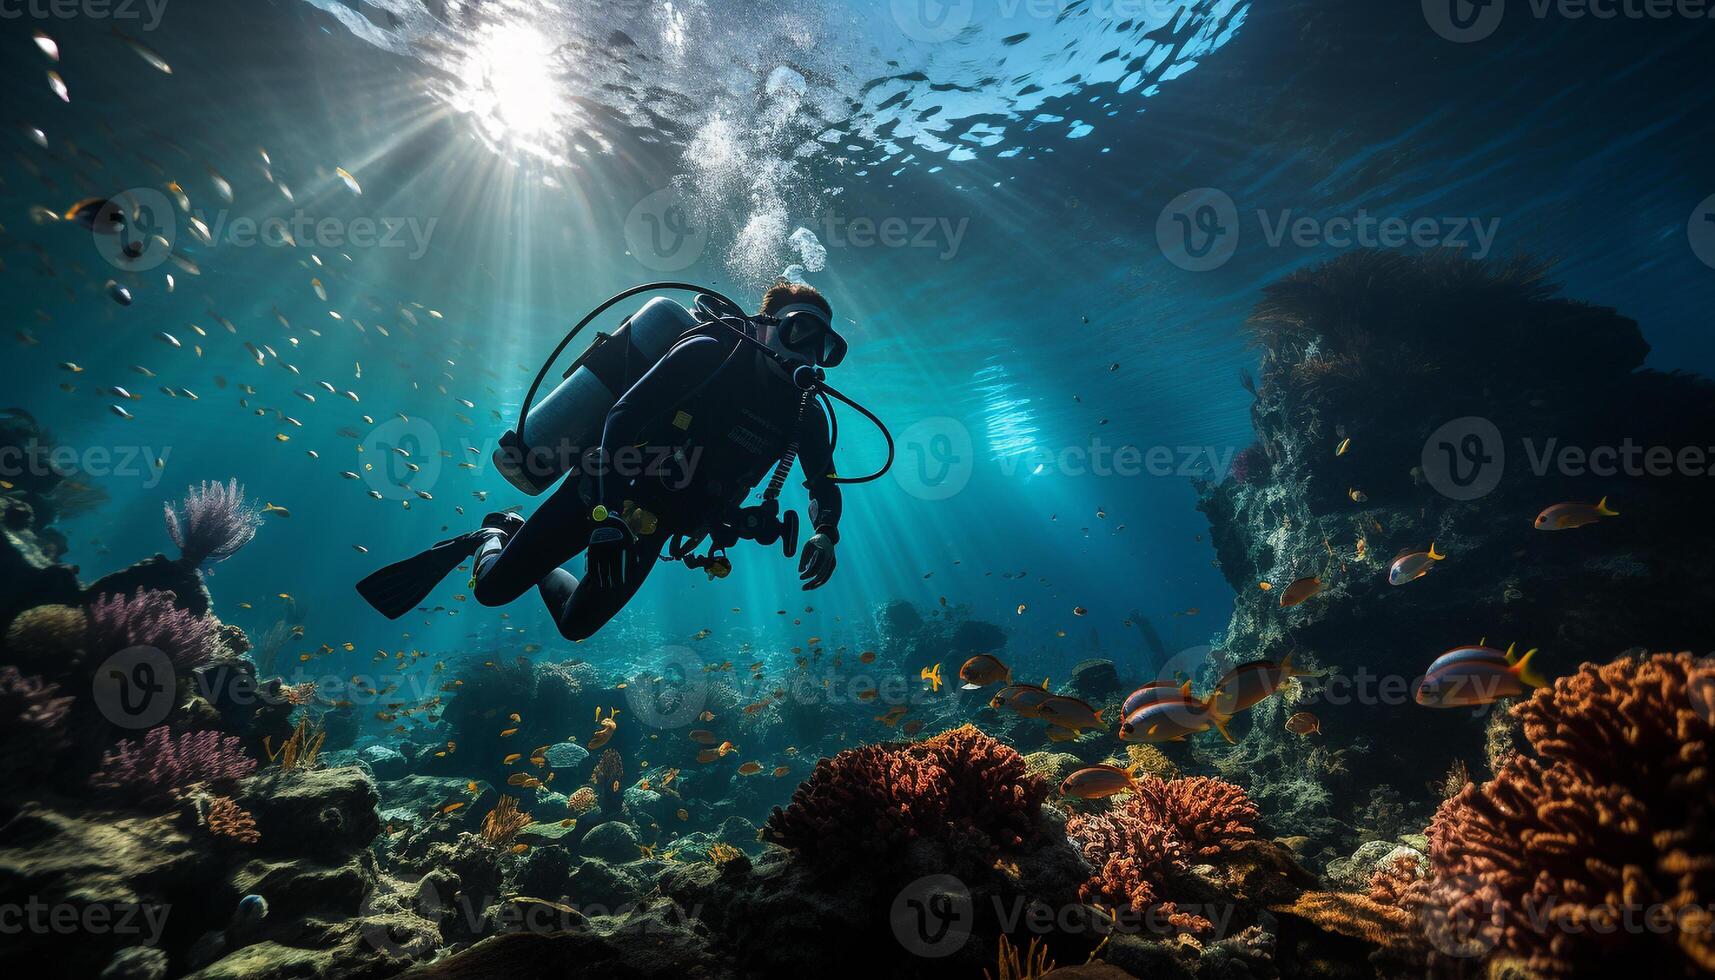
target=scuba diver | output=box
[358,281,885,641]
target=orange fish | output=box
[859,651,876,664]
[1278,576,1322,608]
[1060,764,1138,799]
[771,766,791,777]
[1284,712,1321,736]
[689,730,719,744]
[959,654,1011,689]
[919,663,943,692]
[737,761,763,775]
[1534,497,1618,531]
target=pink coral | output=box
[1393,652,1715,977]
[0,665,73,748]
[765,724,1046,866]
[1066,774,1260,935]
[164,478,261,565]
[91,725,257,803]
[86,588,218,667]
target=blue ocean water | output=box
[2,0,1711,692]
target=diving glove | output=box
[586,515,637,590]
[798,532,836,591]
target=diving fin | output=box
[357,534,481,619]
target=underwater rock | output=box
[404,899,727,980]
[1068,658,1123,701]
[100,946,170,980]
[86,553,214,619]
[566,856,650,909]
[378,775,496,830]
[359,744,409,782]
[541,740,588,769]
[236,766,381,859]
[579,821,641,863]
[1324,839,1423,893]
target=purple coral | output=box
[0,665,73,749]
[1228,441,1270,483]
[87,588,219,667]
[91,725,257,802]
[164,479,261,565]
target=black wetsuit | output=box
[471,330,841,639]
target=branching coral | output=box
[1066,774,1260,935]
[163,478,261,565]
[765,724,1047,867]
[480,795,532,847]
[264,716,326,770]
[205,795,261,844]
[1390,652,1715,977]
[91,725,257,803]
[86,588,219,668]
[0,665,73,752]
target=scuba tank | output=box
[493,296,696,494]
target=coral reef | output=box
[1065,775,1262,934]
[1388,652,1714,977]
[87,588,220,669]
[91,725,258,803]
[163,479,261,566]
[765,724,1047,869]
[0,665,73,785]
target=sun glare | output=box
[457,20,565,158]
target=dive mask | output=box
[766,303,847,368]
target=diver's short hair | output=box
[758,281,832,318]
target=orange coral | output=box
[206,795,260,845]
[1065,774,1260,935]
[566,786,598,816]
[481,794,533,847]
[1391,653,1715,977]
